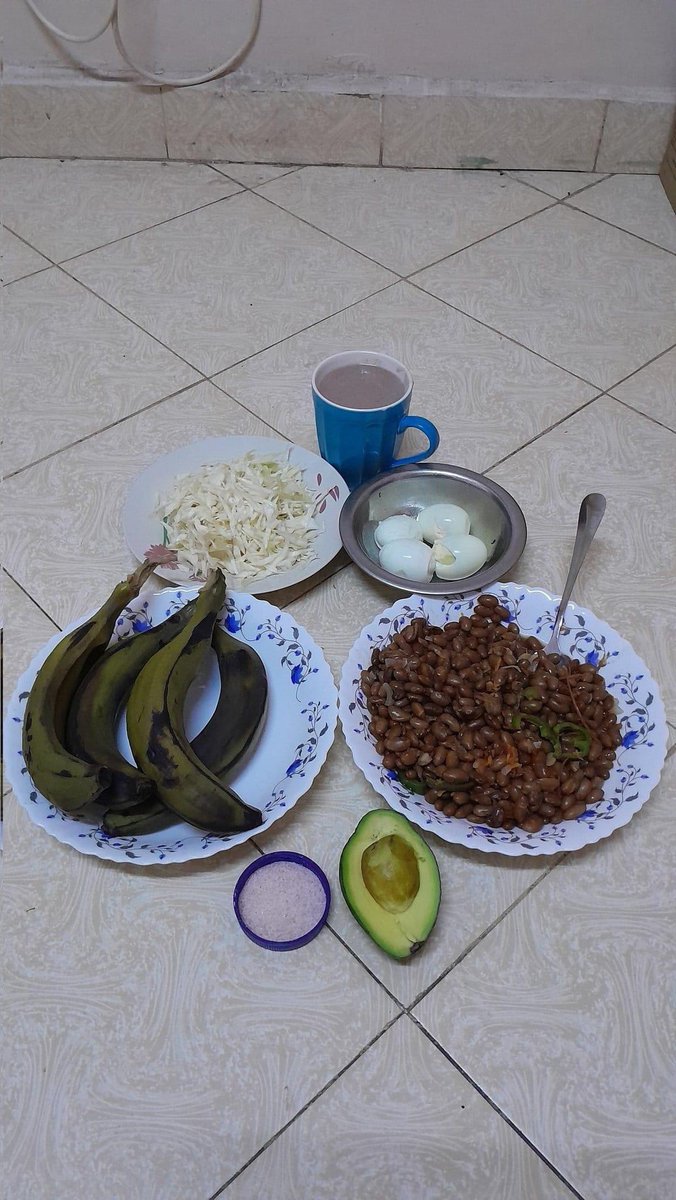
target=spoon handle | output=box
[547,493,606,650]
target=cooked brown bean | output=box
[361,597,619,837]
[388,706,409,721]
[521,815,545,833]
[399,748,419,767]
[443,767,472,784]
[384,735,409,752]
[562,800,587,820]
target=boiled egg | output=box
[374,514,422,548]
[433,533,488,580]
[418,503,471,544]
[379,539,435,582]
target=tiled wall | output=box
[2,80,674,171]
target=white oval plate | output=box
[5,588,337,865]
[123,435,348,594]
[339,582,668,855]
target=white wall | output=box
[4,0,676,94]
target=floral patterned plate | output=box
[339,582,668,856]
[5,588,337,865]
[123,435,347,593]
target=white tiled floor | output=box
[2,159,676,1200]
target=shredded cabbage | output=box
[155,453,320,582]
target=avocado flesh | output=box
[340,810,441,960]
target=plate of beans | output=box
[339,584,668,854]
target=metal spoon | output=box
[543,493,606,656]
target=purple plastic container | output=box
[233,851,331,952]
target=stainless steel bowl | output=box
[339,462,527,596]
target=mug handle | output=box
[390,415,440,468]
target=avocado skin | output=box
[339,810,441,960]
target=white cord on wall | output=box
[22,0,263,86]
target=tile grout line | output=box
[13,164,670,402]
[405,275,602,389]
[408,1014,587,1200]
[51,189,247,267]
[592,100,610,171]
[506,171,611,201]
[482,393,603,475]
[2,567,63,632]
[610,393,676,436]
[202,277,398,374]
[251,185,406,276]
[8,163,652,407]
[408,858,564,1012]
[159,87,170,160]
[602,339,676,393]
[256,180,559,279]
[54,261,209,373]
[4,276,397,480]
[562,201,676,258]
[404,195,562,278]
[206,162,305,187]
[3,378,212,481]
[208,1013,405,1198]
[1,262,52,287]
[323,921,405,1010]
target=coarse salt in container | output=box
[233,852,331,951]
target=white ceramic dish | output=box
[5,588,338,865]
[123,435,347,593]
[339,582,668,856]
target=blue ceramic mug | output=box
[312,350,440,490]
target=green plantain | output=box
[103,619,268,836]
[66,598,198,809]
[125,570,263,834]
[192,623,268,773]
[22,562,155,812]
[102,797,175,837]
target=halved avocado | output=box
[339,810,441,960]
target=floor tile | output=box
[1,227,50,285]
[508,170,609,198]
[65,193,393,374]
[258,567,554,1006]
[4,269,199,475]
[488,396,676,715]
[1,81,166,159]
[227,1017,574,1200]
[213,162,302,187]
[258,167,550,274]
[215,281,596,473]
[0,795,396,1200]
[0,159,240,262]
[610,348,676,432]
[415,754,676,1200]
[164,87,380,165]
[382,96,604,170]
[568,173,676,254]
[596,101,676,173]
[0,381,348,630]
[2,575,59,715]
[413,205,676,390]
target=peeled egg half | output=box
[418,503,471,544]
[374,514,422,548]
[379,539,435,582]
[433,533,488,580]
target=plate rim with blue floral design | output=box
[5,587,338,866]
[338,582,668,856]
